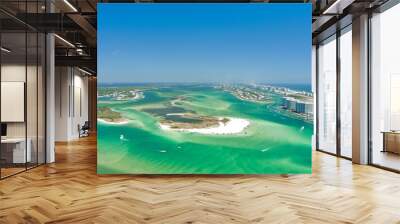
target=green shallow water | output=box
[97,84,312,174]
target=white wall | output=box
[1,63,46,164]
[55,67,89,141]
[55,67,70,141]
[1,65,26,139]
[1,64,26,81]
[71,73,89,138]
[1,65,41,137]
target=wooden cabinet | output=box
[382,132,400,154]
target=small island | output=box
[98,87,144,101]
[219,85,273,104]
[159,113,250,135]
[98,107,129,124]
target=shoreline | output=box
[159,117,250,135]
[98,118,129,125]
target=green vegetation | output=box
[98,107,126,122]
[160,113,221,129]
[221,118,230,124]
[287,94,312,102]
[98,87,144,101]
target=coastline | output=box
[159,117,250,135]
[98,118,129,125]
[116,93,144,101]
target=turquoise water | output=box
[97,84,312,174]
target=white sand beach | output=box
[160,117,250,135]
[98,118,129,125]
[166,113,186,116]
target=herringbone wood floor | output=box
[1,135,400,224]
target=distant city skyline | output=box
[98,4,311,84]
[98,82,312,93]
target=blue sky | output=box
[98,3,311,84]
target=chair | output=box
[79,121,90,138]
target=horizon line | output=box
[98,81,311,85]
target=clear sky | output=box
[98,3,311,85]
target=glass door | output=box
[0,1,47,179]
[1,30,28,178]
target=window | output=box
[317,35,337,154]
[339,26,352,158]
[370,3,400,171]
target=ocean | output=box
[97,84,312,174]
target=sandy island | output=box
[160,117,250,135]
[98,118,129,125]
[98,107,129,125]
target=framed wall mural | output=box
[97,3,312,174]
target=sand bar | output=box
[98,118,129,125]
[160,117,249,135]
